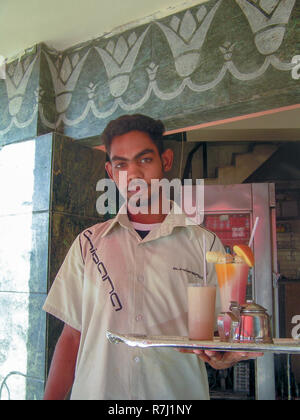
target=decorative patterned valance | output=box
[0,0,299,145]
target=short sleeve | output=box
[210,235,225,253]
[43,235,84,331]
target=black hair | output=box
[101,114,165,157]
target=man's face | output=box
[105,130,173,208]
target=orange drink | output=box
[215,262,249,312]
[207,244,255,341]
[207,245,254,312]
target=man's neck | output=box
[127,211,166,224]
[127,193,171,224]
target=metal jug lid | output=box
[241,300,268,313]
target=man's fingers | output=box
[176,348,265,369]
[204,350,223,361]
[177,348,193,353]
[201,350,265,368]
[193,350,211,363]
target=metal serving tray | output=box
[107,331,300,354]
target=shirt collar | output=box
[101,200,198,239]
[155,201,198,239]
[101,202,132,238]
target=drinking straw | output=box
[203,235,207,286]
[248,217,259,248]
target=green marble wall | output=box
[0,134,52,400]
[0,0,299,147]
[0,133,105,399]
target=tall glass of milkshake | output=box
[188,283,216,340]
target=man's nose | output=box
[127,162,143,183]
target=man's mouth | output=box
[127,180,148,195]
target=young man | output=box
[43,114,261,400]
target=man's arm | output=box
[43,324,81,400]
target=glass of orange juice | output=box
[206,245,254,341]
[207,245,254,312]
[215,261,249,312]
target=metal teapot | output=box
[217,300,273,344]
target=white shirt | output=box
[43,202,224,400]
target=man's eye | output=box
[140,157,152,164]
[114,162,126,169]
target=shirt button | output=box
[137,274,144,282]
[134,356,140,363]
[135,314,143,321]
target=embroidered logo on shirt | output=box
[83,230,123,312]
[173,267,203,281]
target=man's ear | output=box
[161,148,174,172]
[105,161,114,180]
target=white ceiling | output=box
[0,0,205,60]
[185,107,300,142]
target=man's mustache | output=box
[127,179,148,193]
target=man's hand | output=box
[178,348,264,370]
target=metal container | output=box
[218,300,273,344]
